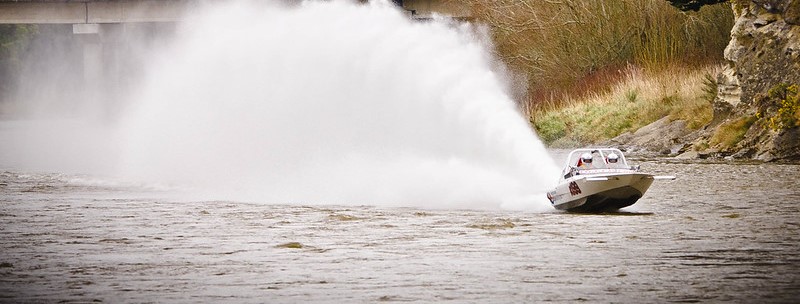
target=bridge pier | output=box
[72,23,109,117]
[69,22,161,118]
[0,0,185,116]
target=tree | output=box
[0,25,37,102]
[667,0,728,11]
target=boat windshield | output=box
[563,148,629,170]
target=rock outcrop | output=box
[612,0,800,161]
[605,117,694,156]
[699,0,800,161]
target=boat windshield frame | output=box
[562,148,632,175]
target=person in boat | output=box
[576,152,594,169]
[606,152,621,168]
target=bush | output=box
[766,84,800,131]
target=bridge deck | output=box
[0,0,190,24]
[0,0,469,24]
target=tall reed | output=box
[460,0,733,108]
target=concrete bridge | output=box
[0,0,469,25]
[0,0,189,24]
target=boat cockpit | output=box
[561,148,636,179]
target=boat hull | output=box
[548,173,654,212]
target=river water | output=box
[1,156,799,303]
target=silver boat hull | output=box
[547,173,654,212]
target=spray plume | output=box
[4,0,560,210]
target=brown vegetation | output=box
[457,0,733,109]
[531,65,718,146]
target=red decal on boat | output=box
[569,181,581,196]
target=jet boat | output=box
[546,148,674,212]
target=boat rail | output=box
[560,148,636,179]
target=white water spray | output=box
[4,0,560,210]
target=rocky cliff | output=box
[615,0,800,161]
[701,0,800,161]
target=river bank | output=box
[532,1,800,162]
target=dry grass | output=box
[709,115,756,149]
[458,0,733,108]
[531,65,718,146]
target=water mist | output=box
[5,0,560,210]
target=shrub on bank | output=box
[764,84,800,131]
[709,115,757,149]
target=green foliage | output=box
[765,84,800,130]
[625,89,639,103]
[1,25,38,97]
[0,24,37,59]
[701,72,718,103]
[532,115,567,144]
[666,0,728,11]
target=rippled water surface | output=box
[1,159,799,303]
